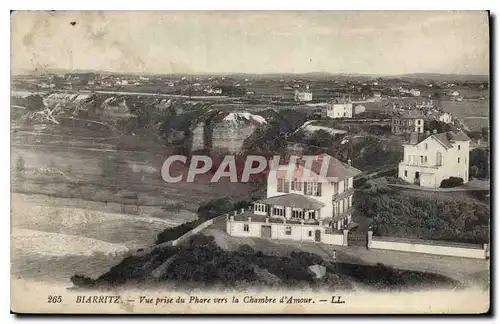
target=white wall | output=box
[322,233,344,245]
[227,221,261,238]
[399,136,470,187]
[172,218,215,246]
[326,103,353,119]
[370,238,486,259]
[227,220,344,246]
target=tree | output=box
[425,120,452,134]
[469,148,489,179]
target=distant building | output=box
[294,85,313,102]
[326,97,353,119]
[354,105,366,115]
[410,89,421,97]
[373,92,382,99]
[439,112,453,124]
[391,110,425,134]
[115,80,129,86]
[398,130,470,188]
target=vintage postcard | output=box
[10,11,490,314]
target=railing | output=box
[332,188,355,202]
[228,214,320,226]
[399,161,441,169]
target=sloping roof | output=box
[299,154,362,180]
[257,193,325,210]
[451,130,471,141]
[431,133,454,149]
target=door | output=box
[314,230,321,242]
[261,225,271,239]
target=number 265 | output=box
[48,295,62,303]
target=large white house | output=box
[398,130,471,188]
[226,154,362,244]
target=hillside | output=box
[70,234,459,291]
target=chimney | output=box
[410,132,418,144]
[433,129,438,134]
[347,159,352,166]
[426,130,430,137]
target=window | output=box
[425,143,428,150]
[458,145,461,150]
[291,181,302,191]
[308,231,312,237]
[405,170,408,177]
[277,178,284,192]
[420,156,424,163]
[277,179,290,193]
[255,204,267,213]
[308,211,317,219]
[285,226,292,235]
[283,180,290,193]
[273,207,284,217]
[292,209,304,219]
[417,120,422,125]
[424,156,428,163]
[243,224,249,232]
[458,157,460,163]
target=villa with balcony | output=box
[398,130,471,188]
[226,154,362,245]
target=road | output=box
[318,244,489,288]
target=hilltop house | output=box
[410,89,421,97]
[391,110,425,134]
[398,130,471,188]
[226,154,362,244]
[439,112,453,124]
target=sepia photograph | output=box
[9,10,491,314]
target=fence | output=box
[170,217,217,246]
[368,231,488,259]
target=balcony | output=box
[332,188,355,202]
[399,161,441,169]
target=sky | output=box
[11,11,490,75]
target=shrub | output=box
[237,244,255,254]
[353,177,367,188]
[357,190,489,244]
[440,177,464,188]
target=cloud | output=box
[11,11,489,75]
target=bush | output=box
[440,177,464,188]
[237,244,255,254]
[353,177,367,188]
[469,148,490,179]
[70,274,94,287]
[357,190,489,244]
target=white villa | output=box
[398,130,471,188]
[226,154,362,244]
[326,98,353,119]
